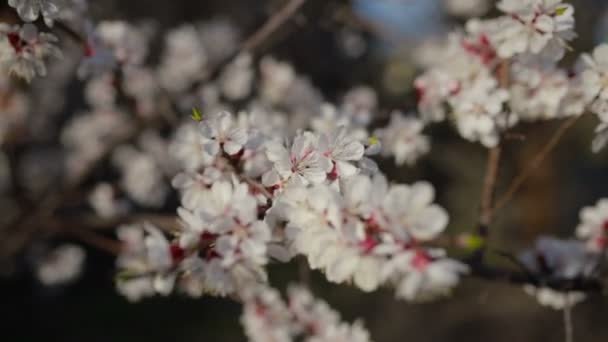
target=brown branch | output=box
[61,226,123,255]
[479,146,502,227]
[492,115,581,213]
[205,0,308,82]
[240,0,307,53]
[477,61,510,230]
[466,260,603,293]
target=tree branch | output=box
[492,115,581,213]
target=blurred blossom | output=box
[112,145,169,208]
[88,183,129,219]
[199,19,240,66]
[35,244,86,286]
[338,29,368,58]
[8,0,65,27]
[0,23,61,82]
[158,25,207,93]
[220,54,254,101]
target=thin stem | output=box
[64,227,123,255]
[479,146,502,227]
[241,0,307,53]
[563,298,574,342]
[205,0,307,81]
[298,257,311,286]
[476,60,509,230]
[493,115,581,213]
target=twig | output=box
[205,0,308,82]
[241,0,307,53]
[492,115,581,213]
[465,261,602,293]
[62,226,123,255]
[479,146,501,227]
[476,61,510,231]
[298,256,311,286]
[563,298,574,342]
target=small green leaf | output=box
[555,6,568,15]
[115,270,137,283]
[459,233,485,251]
[368,136,379,145]
[191,107,203,121]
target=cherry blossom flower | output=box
[220,53,253,101]
[8,0,64,26]
[88,182,129,219]
[383,249,468,301]
[158,25,207,93]
[523,286,586,310]
[115,223,175,300]
[169,123,215,171]
[509,55,572,121]
[581,44,608,119]
[0,23,61,82]
[576,199,608,252]
[95,21,151,68]
[317,126,365,181]
[491,0,576,59]
[262,132,332,189]
[112,145,169,208]
[374,112,430,166]
[200,111,248,157]
[241,285,372,342]
[35,244,85,286]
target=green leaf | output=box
[115,270,138,283]
[555,6,568,15]
[368,136,379,145]
[191,107,203,121]
[460,233,485,251]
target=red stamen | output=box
[170,244,185,263]
[7,32,23,53]
[411,251,431,271]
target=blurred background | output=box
[3,0,608,341]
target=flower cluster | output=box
[0,23,61,81]
[271,174,466,300]
[241,285,372,342]
[113,104,457,301]
[7,1,608,338]
[413,0,586,148]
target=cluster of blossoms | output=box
[270,174,466,300]
[115,107,461,302]
[241,285,371,342]
[6,1,608,340]
[413,0,587,147]
[0,23,61,82]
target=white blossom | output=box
[374,112,430,166]
[262,132,332,189]
[200,111,248,157]
[491,0,576,59]
[8,0,64,26]
[241,285,372,342]
[576,199,608,252]
[35,244,85,286]
[0,23,61,81]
